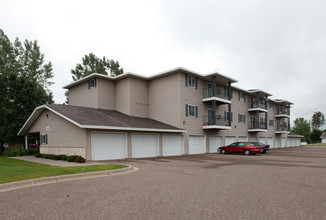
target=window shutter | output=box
[238,114,240,123]
[88,80,90,89]
[185,104,188,116]
[195,77,198,89]
[195,106,198,117]
[185,74,188,87]
[238,92,240,101]
[94,78,97,87]
[244,115,246,123]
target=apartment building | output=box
[19,67,302,161]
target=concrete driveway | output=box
[1,146,326,220]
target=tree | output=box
[66,53,124,103]
[71,53,124,81]
[311,111,325,130]
[310,129,322,143]
[0,29,53,154]
[291,117,311,143]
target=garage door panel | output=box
[132,134,158,158]
[189,136,205,155]
[163,135,183,156]
[92,132,126,161]
[209,136,222,153]
[225,136,236,146]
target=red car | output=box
[218,142,265,156]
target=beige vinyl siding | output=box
[180,73,206,135]
[130,77,149,117]
[98,78,116,110]
[28,110,87,157]
[149,73,182,128]
[116,77,131,115]
[69,81,98,108]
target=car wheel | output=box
[220,149,226,154]
[262,150,266,154]
[244,150,251,156]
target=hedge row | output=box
[34,153,86,163]
[2,149,40,157]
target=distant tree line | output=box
[291,111,325,143]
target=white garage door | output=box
[267,137,274,148]
[132,134,158,158]
[92,132,126,161]
[189,135,205,155]
[238,136,248,142]
[225,136,236,146]
[163,135,183,156]
[275,137,281,148]
[209,136,222,153]
[281,138,286,148]
[259,137,266,144]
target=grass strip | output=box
[0,156,126,184]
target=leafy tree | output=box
[310,129,322,143]
[66,53,124,103]
[71,53,124,81]
[311,111,325,130]
[291,117,311,143]
[0,29,53,154]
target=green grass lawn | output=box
[0,156,126,184]
[305,143,326,146]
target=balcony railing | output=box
[276,108,290,116]
[249,101,268,110]
[203,115,229,127]
[248,121,267,130]
[203,88,227,99]
[276,124,289,132]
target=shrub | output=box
[62,155,68,161]
[67,155,79,162]
[34,153,42,158]
[3,149,39,157]
[54,155,66,160]
[75,156,86,163]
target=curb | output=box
[0,165,139,193]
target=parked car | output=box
[218,142,266,156]
[250,142,270,153]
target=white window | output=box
[269,119,274,127]
[238,92,245,102]
[185,74,197,88]
[40,134,48,145]
[186,104,198,117]
[238,114,246,123]
[88,78,97,89]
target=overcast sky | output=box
[1,0,325,127]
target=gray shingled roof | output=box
[47,104,183,131]
[321,132,326,139]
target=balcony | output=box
[203,115,231,130]
[276,124,290,134]
[248,101,268,112]
[248,120,267,132]
[202,88,231,104]
[275,108,290,118]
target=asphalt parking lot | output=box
[1,146,326,220]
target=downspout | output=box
[228,82,232,126]
[212,76,216,125]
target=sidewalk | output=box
[10,156,112,166]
